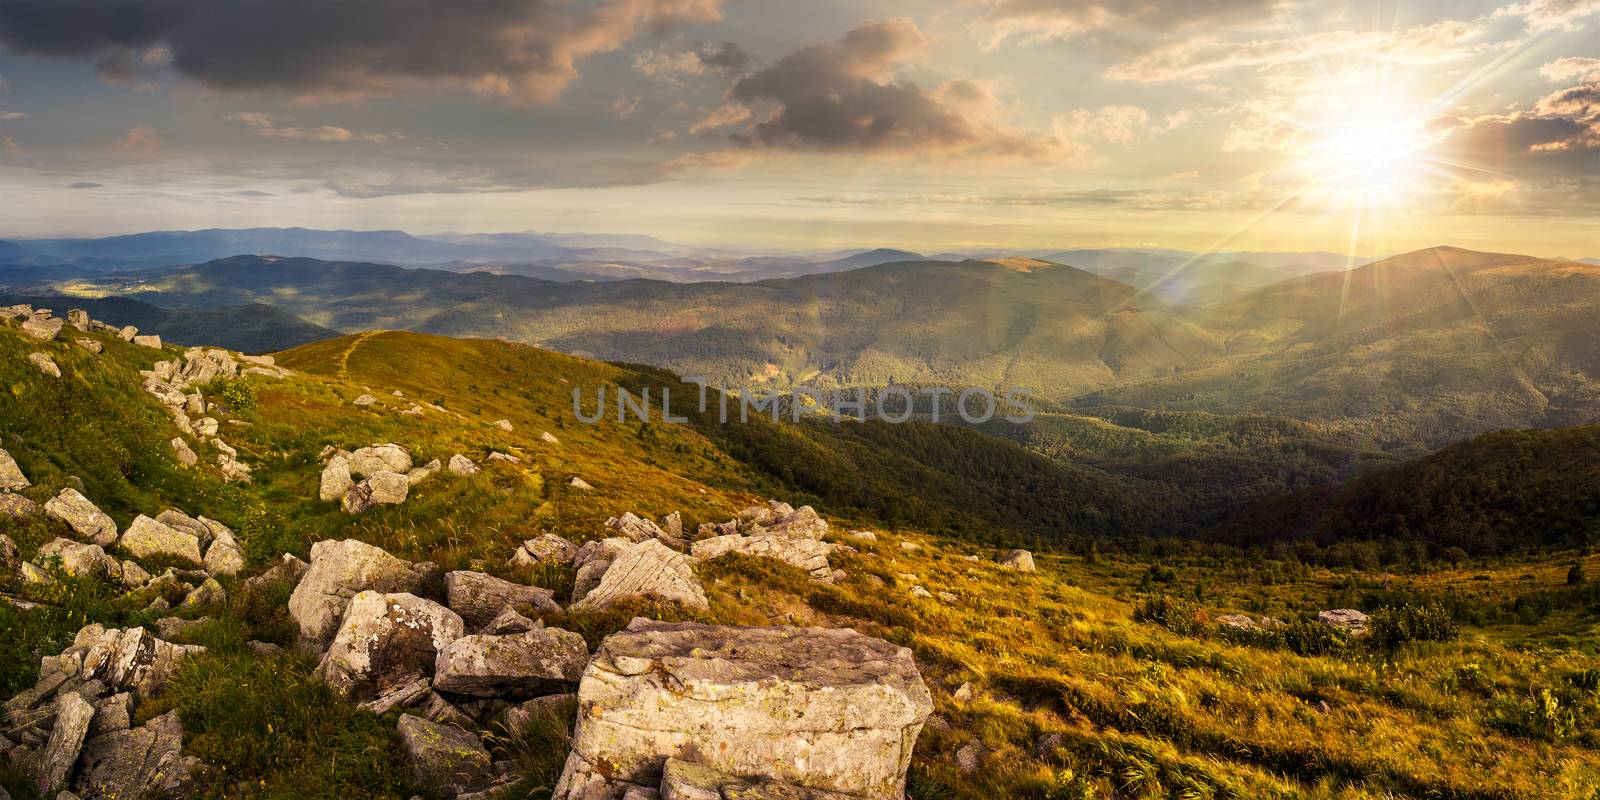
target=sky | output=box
[0,0,1596,258]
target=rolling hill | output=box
[0,293,338,353]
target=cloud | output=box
[1053,105,1150,146]
[1,135,21,157]
[114,126,162,153]
[0,111,23,121]
[697,41,751,74]
[228,112,402,143]
[68,181,103,188]
[1494,0,1600,31]
[691,19,1057,160]
[0,0,725,104]
[234,189,273,196]
[687,103,750,134]
[1105,19,1494,82]
[1542,56,1600,83]
[982,0,1285,46]
[612,95,643,118]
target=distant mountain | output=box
[16,227,470,270]
[0,292,338,353]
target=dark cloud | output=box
[0,0,724,103]
[68,181,103,188]
[718,19,1054,158]
[696,41,750,74]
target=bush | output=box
[1282,618,1351,657]
[1366,603,1458,651]
[1132,595,1204,636]
[1569,562,1587,586]
[216,379,259,411]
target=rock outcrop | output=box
[999,550,1036,572]
[509,533,579,567]
[574,539,708,611]
[288,539,438,650]
[318,591,465,703]
[119,515,204,568]
[554,619,933,799]
[43,489,118,546]
[444,570,561,629]
[396,714,494,797]
[0,446,30,491]
[433,627,589,698]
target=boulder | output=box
[173,348,237,387]
[88,692,132,738]
[445,571,561,629]
[570,477,593,490]
[998,550,1036,572]
[37,538,120,581]
[691,535,836,580]
[169,438,198,466]
[153,509,211,546]
[0,532,16,571]
[34,692,95,796]
[433,626,589,698]
[396,714,494,797]
[366,471,410,504]
[73,711,202,800]
[0,446,31,491]
[181,577,227,608]
[448,454,480,475]
[319,454,354,501]
[407,459,442,486]
[511,533,579,567]
[120,560,151,587]
[28,352,61,378]
[241,552,309,596]
[288,539,434,650]
[541,431,560,445]
[119,515,203,568]
[660,758,858,800]
[202,525,245,577]
[606,512,680,547]
[348,444,413,477]
[21,316,63,340]
[117,325,138,342]
[132,334,162,349]
[1317,609,1369,634]
[0,492,39,517]
[43,489,118,546]
[67,309,91,330]
[482,607,540,635]
[317,591,465,703]
[749,504,829,540]
[353,394,377,406]
[553,620,933,800]
[75,626,205,697]
[493,419,513,431]
[500,693,575,735]
[574,540,707,611]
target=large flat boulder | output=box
[553,620,933,800]
[119,515,204,568]
[573,539,707,611]
[660,758,858,800]
[73,711,202,799]
[44,488,118,546]
[691,535,836,580]
[433,627,589,698]
[348,443,413,477]
[445,570,561,629]
[37,538,120,581]
[317,591,465,703]
[288,539,434,650]
[75,625,205,698]
[319,454,354,501]
[34,692,96,796]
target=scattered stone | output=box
[353,394,377,406]
[481,607,540,635]
[569,477,593,490]
[33,692,95,796]
[317,591,465,703]
[936,591,958,604]
[181,577,226,608]
[660,758,858,800]
[1214,614,1258,631]
[20,316,64,341]
[120,560,151,587]
[319,454,354,502]
[1317,609,1369,635]
[169,438,198,466]
[493,419,513,432]
[120,515,203,568]
[154,509,210,546]
[0,446,31,491]
[499,693,575,735]
[486,452,520,464]
[445,570,561,629]
[364,471,410,505]
[0,533,16,571]
[66,309,90,331]
[28,352,61,378]
[396,714,494,798]
[73,711,202,800]
[448,454,480,476]
[999,550,1036,572]
[43,489,118,546]
[132,334,162,349]
[247,641,284,658]
[288,539,435,650]
[116,325,138,342]
[359,677,432,715]
[848,530,877,542]
[88,692,131,738]
[433,626,589,698]
[909,585,932,599]
[348,443,413,476]
[553,620,932,799]
[37,538,120,581]
[74,625,204,697]
[540,432,560,445]
[154,617,211,640]
[955,741,983,774]
[899,541,920,553]
[692,534,836,580]
[574,539,707,611]
[76,338,103,355]
[0,492,39,518]
[406,459,442,486]
[510,533,579,568]
[952,682,974,702]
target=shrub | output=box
[1132,595,1204,636]
[1282,618,1351,657]
[1366,603,1458,651]
[1569,562,1587,586]
[216,379,258,411]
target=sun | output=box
[1296,99,1431,207]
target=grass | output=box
[3,323,1599,799]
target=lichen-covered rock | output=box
[659,758,858,800]
[348,443,413,477]
[407,459,442,486]
[132,334,162,349]
[22,314,64,340]
[319,454,354,502]
[396,714,494,797]
[510,533,579,567]
[73,711,202,799]
[998,550,1035,572]
[28,352,61,378]
[154,509,211,547]
[691,535,836,580]
[366,471,410,504]
[288,539,434,650]
[37,538,120,581]
[574,540,707,611]
[201,520,245,577]
[34,692,95,796]
[0,447,31,491]
[43,489,117,546]
[448,454,480,475]
[1317,609,1369,634]
[119,515,203,568]
[170,437,198,466]
[75,625,205,697]
[445,570,561,629]
[553,620,932,800]
[0,492,39,517]
[317,591,465,703]
[433,627,589,698]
